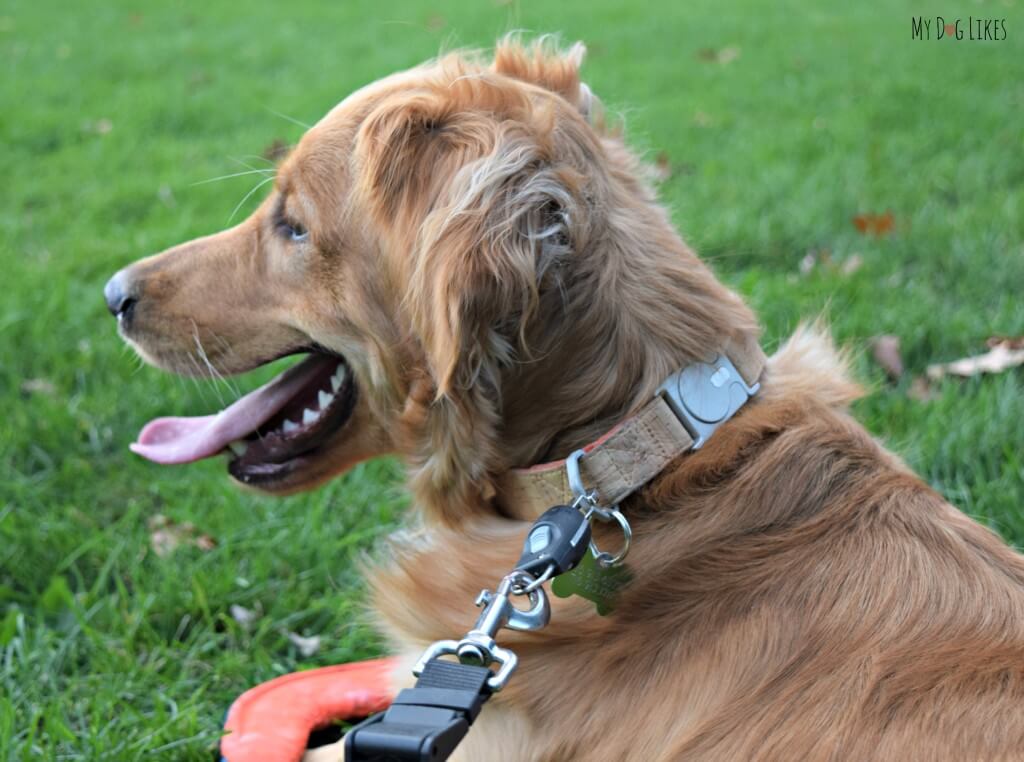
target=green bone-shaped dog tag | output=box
[552,551,631,615]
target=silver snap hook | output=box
[565,449,631,567]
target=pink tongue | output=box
[130,355,332,465]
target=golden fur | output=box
[113,39,1024,760]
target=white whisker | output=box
[234,154,278,168]
[192,168,275,187]
[228,175,276,223]
[190,321,242,405]
[263,107,312,130]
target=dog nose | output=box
[104,270,138,319]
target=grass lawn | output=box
[2,0,1022,758]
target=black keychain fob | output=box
[514,505,592,579]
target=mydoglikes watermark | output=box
[912,16,1007,41]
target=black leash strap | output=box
[345,658,493,761]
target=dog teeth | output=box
[318,390,334,409]
[330,364,346,393]
[282,419,299,433]
[228,440,248,456]
[302,408,318,425]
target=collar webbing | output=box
[500,336,766,518]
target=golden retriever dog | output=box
[105,38,1024,760]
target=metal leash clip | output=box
[566,449,632,568]
[414,569,549,693]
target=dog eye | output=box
[279,220,309,243]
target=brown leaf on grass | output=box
[261,138,289,162]
[21,378,56,396]
[799,250,863,279]
[908,376,936,402]
[926,340,1024,381]
[986,335,1024,350]
[852,211,894,237]
[147,514,217,558]
[696,46,741,64]
[840,253,864,276]
[426,14,446,31]
[798,249,834,276]
[652,151,672,182]
[870,335,904,381]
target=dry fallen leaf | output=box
[798,249,837,277]
[986,335,1024,350]
[852,211,894,237]
[147,514,218,558]
[21,378,56,396]
[652,151,672,182]
[287,632,321,657]
[840,253,864,276]
[908,376,936,402]
[871,335,904,381]
[230,604,257,628]
[717,46,741,64]
[926,340,1024,381]
[696,46,741,64]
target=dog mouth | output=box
[130,352,357,486]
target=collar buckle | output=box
[657,353,760,449]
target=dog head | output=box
[107,38,756,523]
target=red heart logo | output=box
[945,23,956,37]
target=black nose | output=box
[104,270,138,319]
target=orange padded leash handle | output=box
[221,657,399,762]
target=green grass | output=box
[2,0,1022,758]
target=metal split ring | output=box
[508,567,553,595]
[588,506,632,567]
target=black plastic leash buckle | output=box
[344,658,493,761]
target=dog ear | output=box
[408,133,580,397]
[357,93,462,232]
[492,37,599,121]
[403,129,582,521]
[357,84,585,520]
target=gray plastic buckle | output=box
[657,354,760,450]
